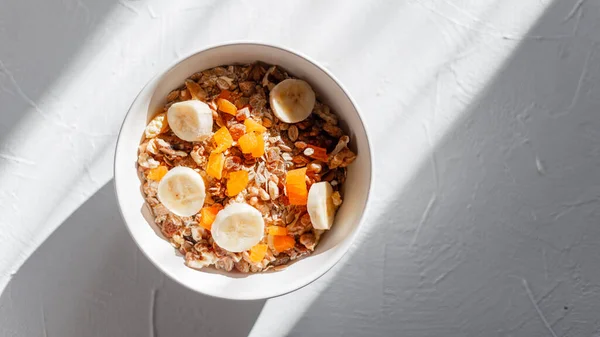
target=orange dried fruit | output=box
[238,132,264,157]
[273,235,296,253]
[217,98,238,116]
[238,132,257,154]
[268,226,288,236]
[252,133,265,158]
[249,243,268,263]
[199,204,223,230]
[206,152,225,179]
[213,127,233,153]
[218,89,232,100]
[147,165,168,181]
[227,170,249,196]
[244,118,267,134]
[286,167,308,205]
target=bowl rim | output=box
[113,41,373,300]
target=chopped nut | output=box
[180,89,190,100]
[138,152,160,169]
[331,191,342,207]
[329,147,357,168]
[217,76,234,90]
[262,117,273,128]
[331,135,350,155]
[292,155,310,164]
[229,124,246,141]
[236,107,250,122]
[239,81,256,96]
[166,90,179,102]
[287,125,299,141]
[313,102,338,125]
[294,141,307,149]
[323,123,343,137]
[300,233,317,250]
[144,113,169,139]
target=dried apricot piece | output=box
[249,243,268,262]
[238,132,265,158]
[252,133,265,158]
[218,89,232,100]
[268,226,288,236]
[199,204,223,230]
[227,170,249,196]
[286,167,308,205]
[238,132,258,154]
[217,98,238,116]
[206,152,225,179]
[213,127,233,153]
[244,118,267,134]
[147,165,168,181]
[273,235,296,253]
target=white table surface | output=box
[1,0,600,336]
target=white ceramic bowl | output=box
[114,42,372,300]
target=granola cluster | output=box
[138,62,356,272]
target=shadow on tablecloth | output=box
[0,181,265,337]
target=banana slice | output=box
[307,181,335,230]
[211,203,265,252]
[157,166,206,217]
[269,79,316,123]
[167,100,213,142]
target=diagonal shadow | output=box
[285,1,600,336]
[0,181,265,337]
[0,0,120,149]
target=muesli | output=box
[138,62,356,272]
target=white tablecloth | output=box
[1,0,600,336]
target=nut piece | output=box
[329,147,357,169]
[331,135,350,155]
[313,102,338,125]
[300,233,317,250]
[331,191,343,207]
[138,152,160,169]
[323,123,343,138]
[239,81,256,96]
[145,113,169,139]
[287,125,299,141]
[229,124,246,141]
[294,141,307,149]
